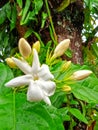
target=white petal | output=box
[36,80,56,96]
[38,64,54,80]
[31,49,40,74]
[43,96,51,105]
[12,57,32,74]
[5,74,32,87]
[27,81,44,102]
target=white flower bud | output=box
[53,39,70,58]
[72,70,92,80]
[18,38,31,58]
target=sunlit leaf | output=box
[20,0,31,25]
[16,0,23,8]
[72,84,98,103]
[69,108,88,124]
[24,29,33,38]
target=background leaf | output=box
[0,63,13,95]
[69,108,88,124]
[0,63,14,129]
[15,93,64,130]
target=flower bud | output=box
[53,39,70,58]
[18,38,31,58]
[5,58,16,68]
[61,61,71,72]
[62,85,71,92]
[33,41,40,52]
[72,70,92,80]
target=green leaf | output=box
[24,29,33,38]
[5,2,11,20]
[58,107,70,121]
[46,106,65,130]
[0,63,13,95]
[94,120,98,130]
[10,4,17,31]
[81,75,98,92]
[32,31,44,46]
[91,42,98,57]
[41,12,48,28]
[20,0,31,25]
[72,84,98,103]
[0,9,6,25]
[31,0,43,15]
[22,11,32,25]
[64,48,72,58]
[0,2,12,25]
[51,91,65,108]
[0,63,7,88]
[16,0,23,8]
[0,63,14,129]
[56,0,70,12]
[20,0,43,25]
[3,34,9,48]
[15,93,57,130]
[69,108,88,124]
[0,94,13,130]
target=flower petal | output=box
[27,81,44,102]
[36,80,56,96]
[5,74,32,87]
[12,57,32,74]
[43,96,51,105]
[38,64,54,80]
[31,49,40,74]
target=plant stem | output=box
[45,0,57,45]
[67,94,73,130]
[13,89,16,130]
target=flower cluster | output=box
[5,38,56,105]
[5,38,92,105]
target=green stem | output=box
[13,89,16,130]
[67,94,73,130]
[69,119,74,130]
[79,100,86,116]
[45,0,57,45]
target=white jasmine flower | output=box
[5,49,56,105]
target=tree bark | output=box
[53,0,84,64]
